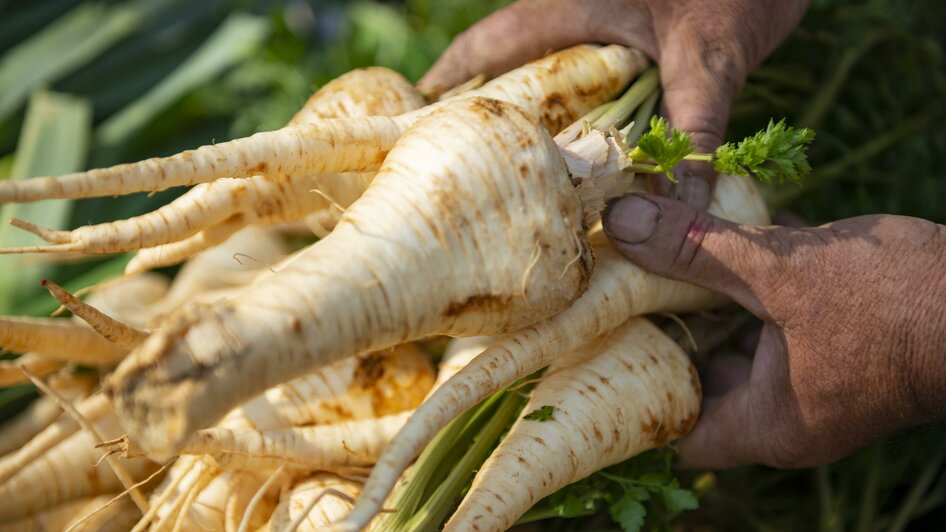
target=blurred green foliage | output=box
[0,0,943,529]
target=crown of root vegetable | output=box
[105,97,594,460]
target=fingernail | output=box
[605,195,660,244]
[677,174,711,210]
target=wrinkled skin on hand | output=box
[419,0,811,209]
[604,193,946,469]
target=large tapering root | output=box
[444,318,700,530]
[0,45,639,205]
[42,279,149,349]
[0,315,128,365]
[338,175,770,530]
[106,97,592,460]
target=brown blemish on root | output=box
[443,294,513,318]
[354,353,386,387]
[250,161,268,173]
[470,97,506,118]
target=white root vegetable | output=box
[0,406,156,523]
[0,352,61,387]
[0,373,96,457]
[0,393,110,485]
[223,344,435,431]
[1,66,424,258]
[65,493,140,532]
[106,96,598,460]
[0,45,641,204]
[268,474,361,531]
[444,317,700,530]
[173,411,411,473]
[341,174,770,529]
[0,496,97,532]
[0,315,128,365]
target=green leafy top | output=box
[523,405,555,422]
[629,116,815,185]
[713,119,816,184]
[633,116,696,181]
[517,448,699,531]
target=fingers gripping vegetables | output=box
[341,174,769,529]
[0,45,641,204]
[106,96,595,460]
[444,318,700,530]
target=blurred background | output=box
[0,0,944,529]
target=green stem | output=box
[403,390,529,531]
[592,68,659,131]
[798,30,890,129]
[623,89,660,146]
[372,392,503,532]
[855,445,881,532]
[887,447,945,532]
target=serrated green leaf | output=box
[610,491,649,532]
[523,405,555,422]
[713,118,815,183]
[663,488,699,513]
[635,116,696,182]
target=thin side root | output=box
[22,367,151,513]
[9,217,70,243]
[42,279,150,349]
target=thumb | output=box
[603,193,785,320]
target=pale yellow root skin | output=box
[341,174,770,529]
[268,474,361,531]
[2,67,420,257]
[0,352,61,387]
[65,493,139,532]
[221,344,434,431]
[444,318,700,531]
[0,496,97,532]
[84,273,170,329]
[180,411,412,473]
[0,45,638,204]
[0,374,95,457]
[288,67,425,126]
[0,393,110,485]
[0,407,156,523]
[107,97,593,460]
[0,316,128,365]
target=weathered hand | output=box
[419,0,810,209]
[604,194,946,469]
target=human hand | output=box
[419,0,810,209]
[604,194,946,469]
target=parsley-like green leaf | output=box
[609,490,649,532]
[713,118,815,184]
[523,405,555,422]
[663,488,699,513]
[635,116,696,182]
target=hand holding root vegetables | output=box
[418,0,810,209]
[604,197,946,469]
